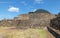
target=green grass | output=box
[38,29,47,38]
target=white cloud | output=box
[8,7,19,12]
[32,9,37,12]
[21,1,27,5]
[35,0,44,4]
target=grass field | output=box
[0,27,48,38]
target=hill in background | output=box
[29,9,50,14]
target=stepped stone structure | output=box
[0,9,57,29]
[29,13,56,28]
[13,13,56,29]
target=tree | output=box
[29,12,34,14]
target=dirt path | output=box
[45,29,55,38]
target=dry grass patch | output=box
[0,27,47,38]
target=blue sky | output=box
[0,0,60,20]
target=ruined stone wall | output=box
[0,20,13,27]
[50,14,60,31]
